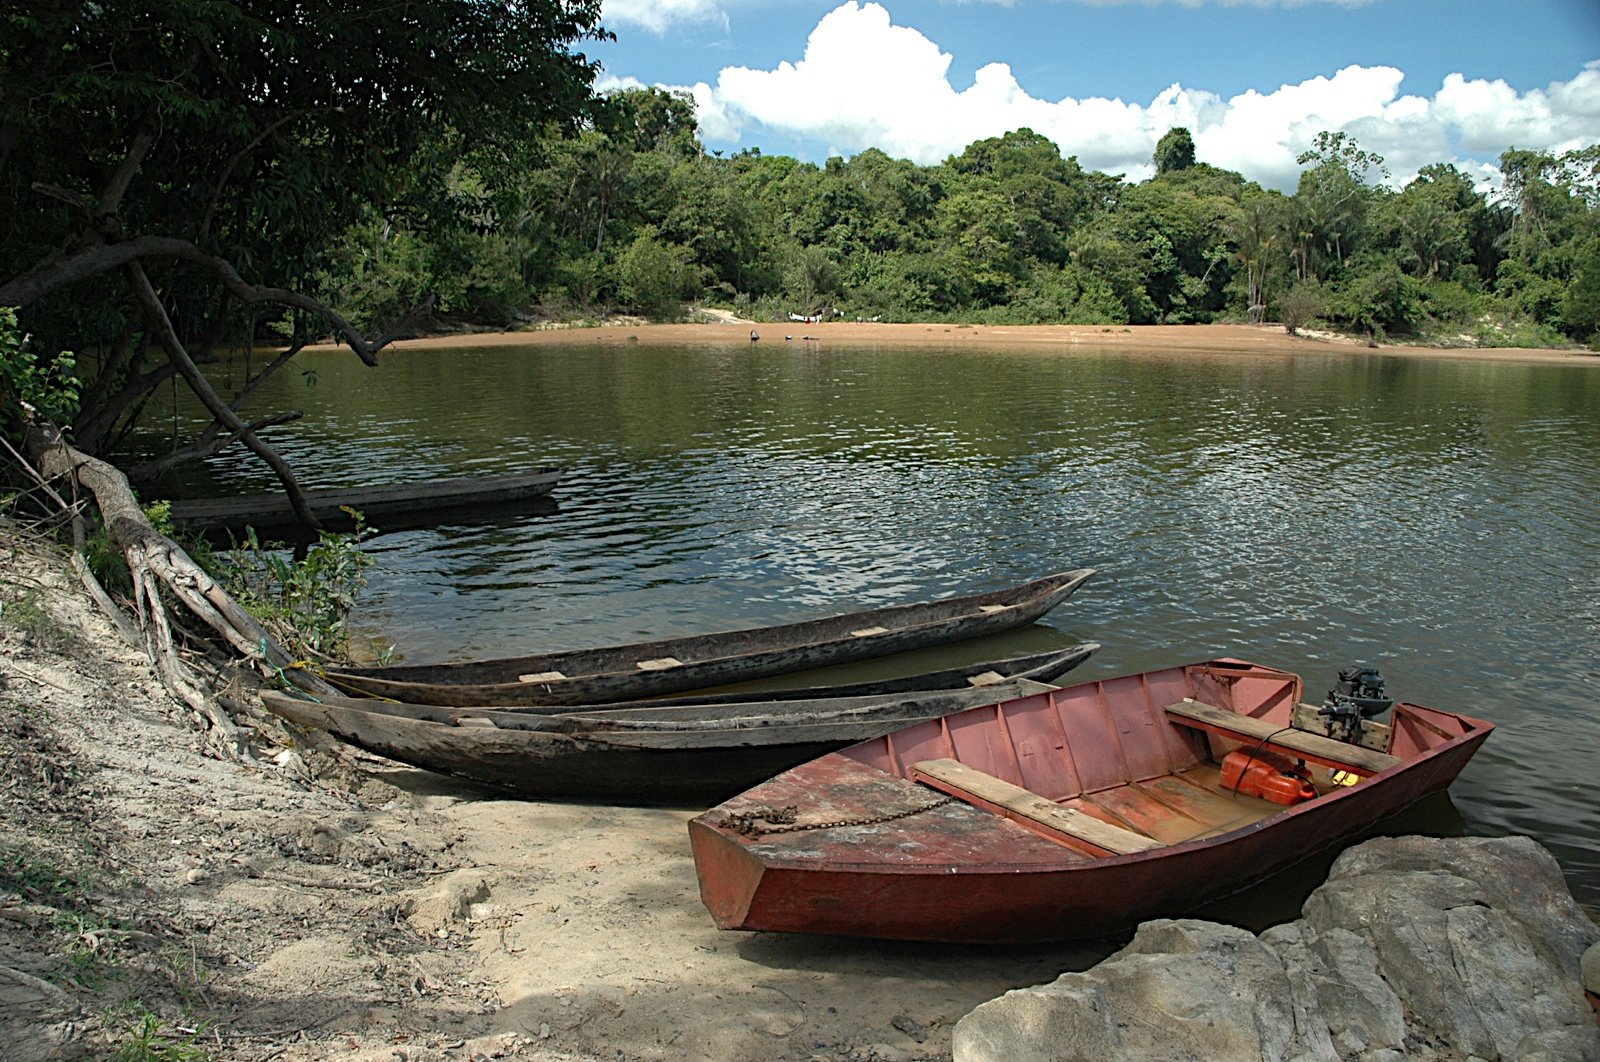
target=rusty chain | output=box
[720,796,956,837]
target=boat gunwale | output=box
[318,643,1102,719]
[258,677,1072,800]
[329,569,1094,684]
[262,678,1063,740]
[725,699,1495,875]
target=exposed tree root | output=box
[20,417,336,761]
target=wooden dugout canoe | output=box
[259,676,1066,803]
[166,467,562,536]
[308,643,1101,718]
[322,568,1096,707]
[689,658,1494,943]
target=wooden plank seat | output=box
[1164,699,1401,777]
[908,758,1164,857]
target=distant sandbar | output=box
[363,321,1596,367]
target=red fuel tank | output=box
[1221,749,1317,805]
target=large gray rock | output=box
[954,835,1600,1062]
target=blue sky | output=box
[590,0,1600,190]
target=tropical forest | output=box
[4,2,1599,478]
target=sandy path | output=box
[339,763,1113,1061]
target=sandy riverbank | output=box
[368,320,1596,368]
[0,528,1115,1061]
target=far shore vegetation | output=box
[2,2,1596,494]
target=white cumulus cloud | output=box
[675,2,1599,190]
[602,0,729,35]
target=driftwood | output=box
[20,416,337,761]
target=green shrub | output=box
[220,510,374,661]
[113,1012,209,1062]
[1,306,80,439]
[1476,316,1570,349]
[1276,284,1325,335]
[617,229,700,321]
[1329,259,1424,339]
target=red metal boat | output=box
[689,659,1493,943]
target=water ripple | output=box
[144,342,1600,910]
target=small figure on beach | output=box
[750,330,759,342]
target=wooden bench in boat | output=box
[908,759,1164,857]
[1164,699,1401,777]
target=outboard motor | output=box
[1319,666,1393,745]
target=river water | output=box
[154,338,1600,915]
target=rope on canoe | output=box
[310,666,405,703]
[260,642,405,703]
[261,639,320,690]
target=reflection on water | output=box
[147,340,1600,913]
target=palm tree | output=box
[1228,196,1279,317]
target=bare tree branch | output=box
[74,321,143,446]
[22,418,338,722]
[128,410,304,483]
[123,330,309,480]
[125,260,324,530]
[0,121,18,180]
[231,338,310,407]
[129,554,251,762]
[30,181,94,216]
[1,234,384,366]
[75,355,179,456]
[97,128,156,221]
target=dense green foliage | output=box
[1,0,607,458]
[301,93,1599,349]
[1,307,79,438]
[220,515,376,661]
[2,4,1596,476]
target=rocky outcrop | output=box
[1585,938,1600,1021]
[955,835,1600,1062]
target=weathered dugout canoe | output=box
[304,643,1100,720]
[165,467,562,535]
[322,568,1096,707]
[259,678,1061,803]
[689,658,1493,942]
